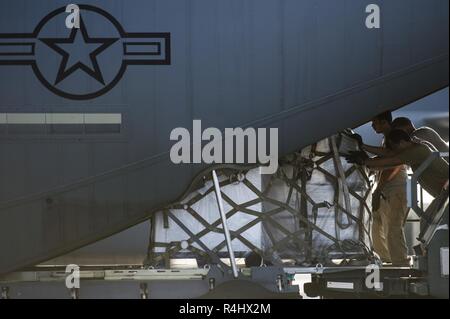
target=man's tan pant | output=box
[372,187,410,266]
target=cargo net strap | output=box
[146,135,375,267]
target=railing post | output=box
[211,170,239,279]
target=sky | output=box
[356,87,449,145]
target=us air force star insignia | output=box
[40,17,118,86]
[0,5,171,100]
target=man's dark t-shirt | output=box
[398,143,449,197]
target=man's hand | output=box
[347,133,364,148]
[344,151,369,166]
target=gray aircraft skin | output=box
[0,0,448,275]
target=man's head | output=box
[371,111,393,134]
[392,117,416,135]
[386,129,413,151]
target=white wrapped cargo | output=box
[151,168,264,258]
[150,132,374,267]
[261,133,374,265]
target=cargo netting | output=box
[146,133,375,267]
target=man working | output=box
[348,130,449,199]
[350,112,410,266]
[392,117,449,155]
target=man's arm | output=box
[362,144,394,157]
[363,156,404,169]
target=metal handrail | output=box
[407,152,449,222]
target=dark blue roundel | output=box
[0,5,171,100]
